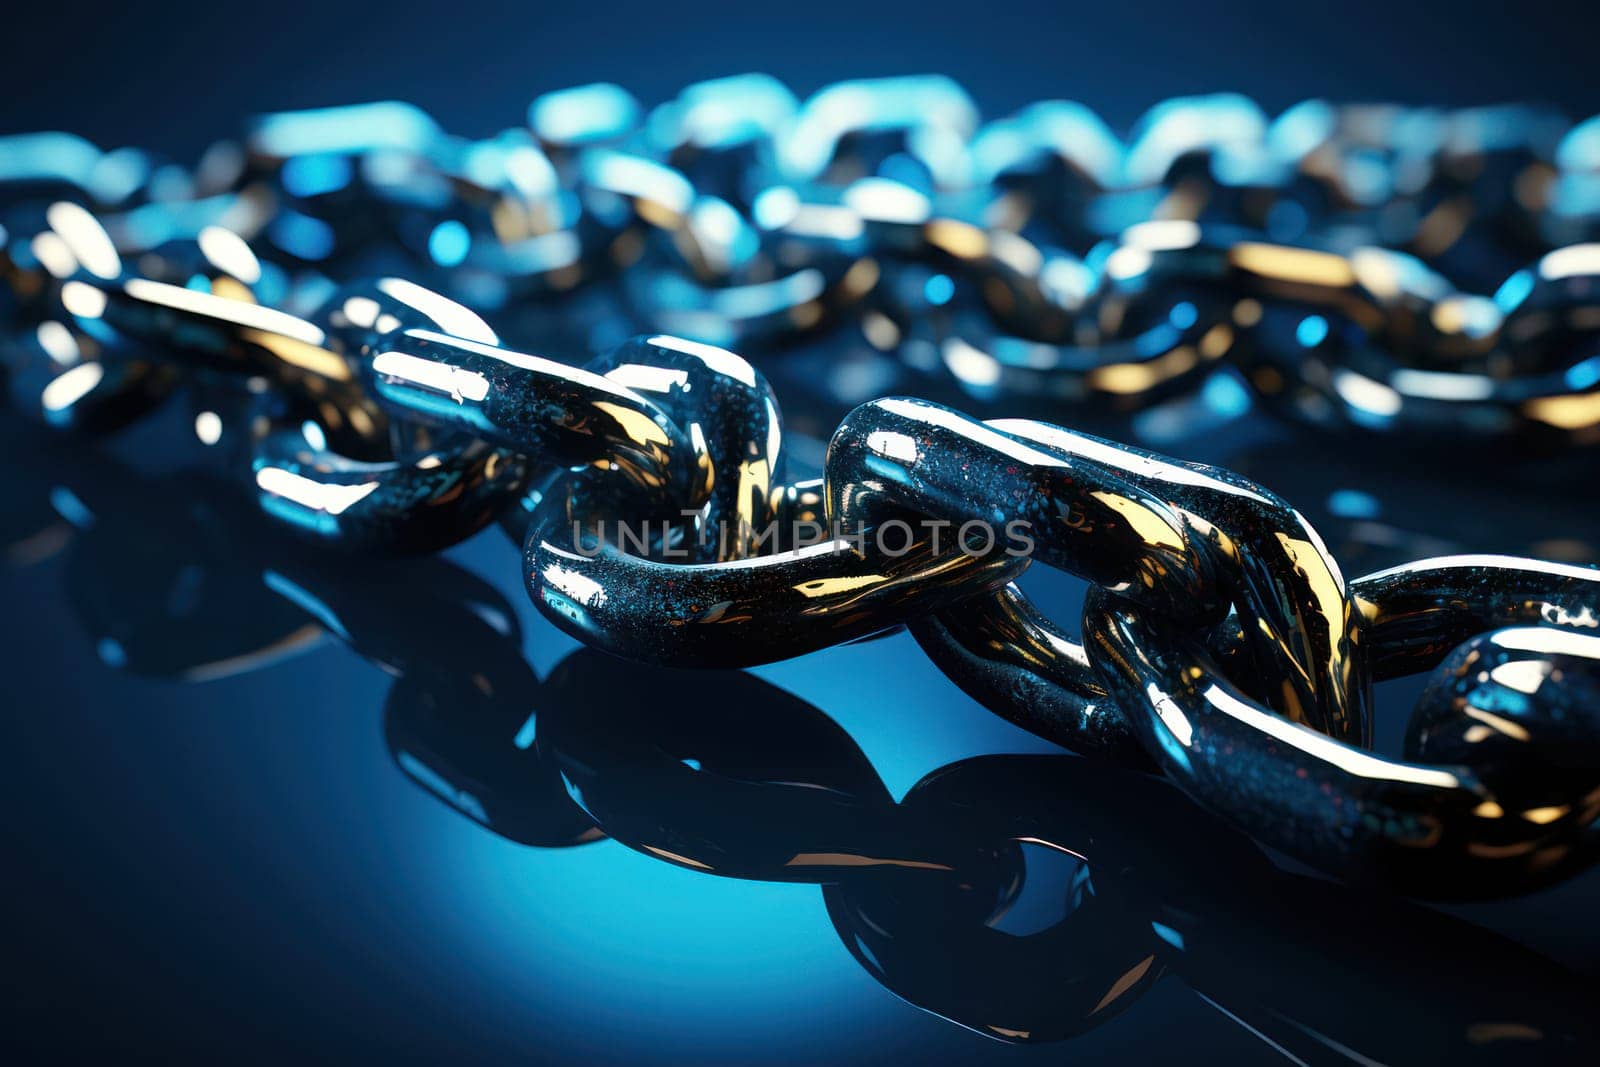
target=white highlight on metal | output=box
[1491,626,1600,659]
[941,338,1002,388]
[125,278,326,344]
[41,361,103,411]
[340,295,381,329]
[36,321,79,365]
[371,350,490,403]
[880,398,1065,469]
[194,411,223,445]
[30,231,78,278]
[844,177,931,225]
[646,335,757,388]
[1539,243,1600,281]
[542,563,608,608]
[1389,368,1494,401]
[197,225,263,284]
[1123,219,1202,251]
[1358,554,1600,588]
[1332,370,1404,417]
[254,467,379,515]
[60,281,107,318]
[46,200,121,279]
[1204,683,1462,790]
[993,417,1272,505]
[376,277,497,343]
[865,429,921,464]
[1148,682,1194,747]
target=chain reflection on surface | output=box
[5,423,1595,1064]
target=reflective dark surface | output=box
[7,393,1600,1064]
[7,3,1600,1064]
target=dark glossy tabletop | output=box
[5,2,1600,1063]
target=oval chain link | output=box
[7,434,1595,1061]
[3,80,1599,896]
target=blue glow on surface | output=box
[1199,369,1252,417]
[1267,99,1334,161]
[269,211,336,261]
[1153,719,1194,773]
[1340,150,1390,205]
[651,74,797,151]
[428,220,472,267]
[1082,238,1117,278]
[9,503,1253,1061]
[397,749,491,824]
[1564,356,1600,391]
[1123,93,1264,184]
[263,569,350,640]
[1168,300,1198,329]
[281,153,353,198]
[1152,921,1186,951]
[1494,269,1535,312]
[252,101,438,156]
[581,149,694,212]
[1556,114,1600,170]
[513,711,538,750]
[258,492,339,536]
[530,82,639,144]
[852,933,884,972]
[96,637,127,668]
[751,186,800,230]
[923,274,954,306]
[878,152,934,192]
[1295,314,1329,348]
[48,486,95,529]
[1447,296,1502,339]
[1327,488,1381,519]
[301,420,328,451]
[1548,174,1600,220]
[781,75,976,181]
[973,100,1122,186]
[0,131,99,183]
[89,147,149,202]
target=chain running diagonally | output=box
[3,77,1599,897]
[7,433,1594,1062]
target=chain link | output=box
[5,430,1594,1060]
[3,78,1599,898]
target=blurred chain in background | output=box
[10,77,1600,443]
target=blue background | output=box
[4,1,1600,1062]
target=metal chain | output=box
[3,78,1599,898]
[5,436,1593,1062]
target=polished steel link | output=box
[1084,575,1600,896]
[826,398,1219,625]
[9,428,1597,1062]
[4,82,1600,901]
[582,334,786,560]
[893,411,1368,742]
[525,341,1027,666]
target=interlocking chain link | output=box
[5,433,1594,1062]
[3,78,1599,897]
